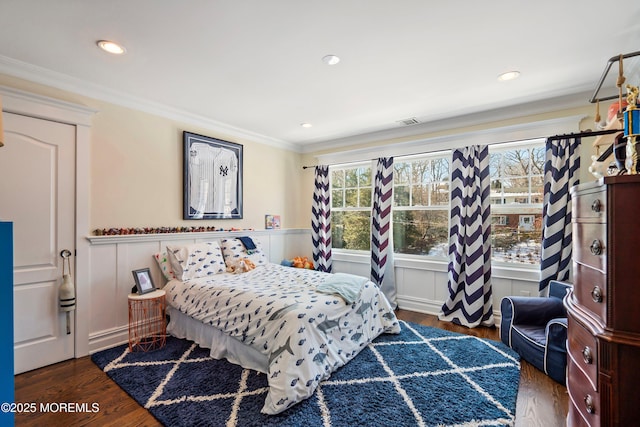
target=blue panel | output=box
[0,222,14,425]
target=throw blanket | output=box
[164,263,400,415]
[317,273,367,304]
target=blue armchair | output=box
[500,280,572,385]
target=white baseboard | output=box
[396,295,503,328]
[88,325,129,354]
[396,296,442,316]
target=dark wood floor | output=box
[14,309,568,426]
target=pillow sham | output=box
[153,251,176,281]
[221,237,268,268]
[166,241,227,281]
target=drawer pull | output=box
[589,240,603,256]
[591,286,603,303]
[591,199,602,213]
[584,394,595,414]
[582,346,593,364]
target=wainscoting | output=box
[85,229,311,354]
[85,228,541,354]
[331,249,541,323]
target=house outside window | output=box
[392,154,450,257]
[489,140,545,264]
[330,164,372,251]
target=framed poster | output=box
[183,131,243,219]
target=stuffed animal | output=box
[227,257,256,274]
[290,256,315,269]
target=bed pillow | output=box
[221,237,268,268]
[153,251,176,281]
[166,241,227,280]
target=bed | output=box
[157,238,400,415]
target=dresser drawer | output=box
[573,188,606,221]
[572,223,606,272]
[567,314,598,389]
[572,263,607,327]
[567,358,600,426]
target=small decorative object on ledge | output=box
[265,214,281,229]
[93,226,254,236]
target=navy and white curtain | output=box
[439,145,493,328]
[312,165,333,272]
[539,137,580,295]
[370,157,397,309]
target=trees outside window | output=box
[393,155,450,257]
[331,165,372,251]
[489,141,544,265]
[328,140,544,266]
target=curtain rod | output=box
[546,128,620,141]
[302,128,622,169]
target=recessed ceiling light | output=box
[322,55,340,66]
[97,40,126,55]
[498,70,520,81]
[301,123,313,128]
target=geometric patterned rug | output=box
[91,320,520,427]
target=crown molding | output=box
[0,85,97,126]
[315,115,585,166]
[301,91,591,154]
[0,55,299,152]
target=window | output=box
[392,154,450,257]
[492,215,508,226]
[489,140,544,264]
[331,164,372,251]
[328,140,544,265]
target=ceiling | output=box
[1,1,639,152]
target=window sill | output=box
[332,250,540,281]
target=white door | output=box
[0,111,76,374]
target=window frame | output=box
[329,162,374,253]
[489,138,545,269]
[392,151,451,259]
[329,140,546,267]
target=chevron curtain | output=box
[370,157,397,309]
[539,137,580,295]
[312,165,333,272]
[439,145,493,328]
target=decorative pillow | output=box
[153,251,176,281]
[166,241,227,280]
[220,237,268,268]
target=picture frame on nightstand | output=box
[132,268,156,294]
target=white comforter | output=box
[164,263,400,414]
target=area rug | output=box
[91,320,520,426]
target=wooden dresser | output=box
[565,175,640,426]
